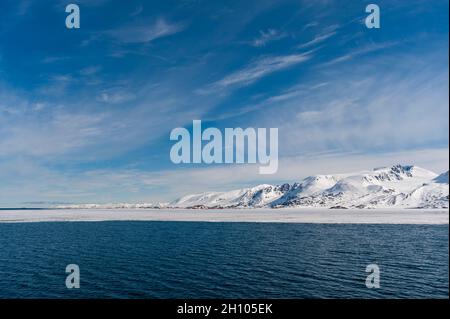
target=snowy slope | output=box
[171,184,288,208]
[170,165,449,209]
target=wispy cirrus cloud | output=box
[251,29,287,47]
[96,88,136,104]
[201,52,313,93]
[297,29,337,49]
[79,66,101,76]
[297,24,340,49]
[320,41,399,66]
[105,18,186,44]
[253,50,449,157]
[130,4,144,17]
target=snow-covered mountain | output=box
[55,165,449,210]
[170,165,449,209]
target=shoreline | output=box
[0,208,448,224]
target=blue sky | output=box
[0,0,448,206]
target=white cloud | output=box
[243,49,449,160]
[202,52,313,93]
[320,41,398,66]
[0,73,216,161]
[297,26,338,49]
[130,5,144,17]
[97,88,135,104]
[79,66,101,76]
[251,29,286,47]
[105,18,186,44]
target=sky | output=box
[0,0,448,206]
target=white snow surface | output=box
[0,208,448,224]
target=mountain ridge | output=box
[56,165,449,210]
[169,165,449,209]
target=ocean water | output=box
[0,221,447,298]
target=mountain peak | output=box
[374,164,414,173]
[372,164,437,180]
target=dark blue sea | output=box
[0,222,448,298]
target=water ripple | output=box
[0,222,447,298]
